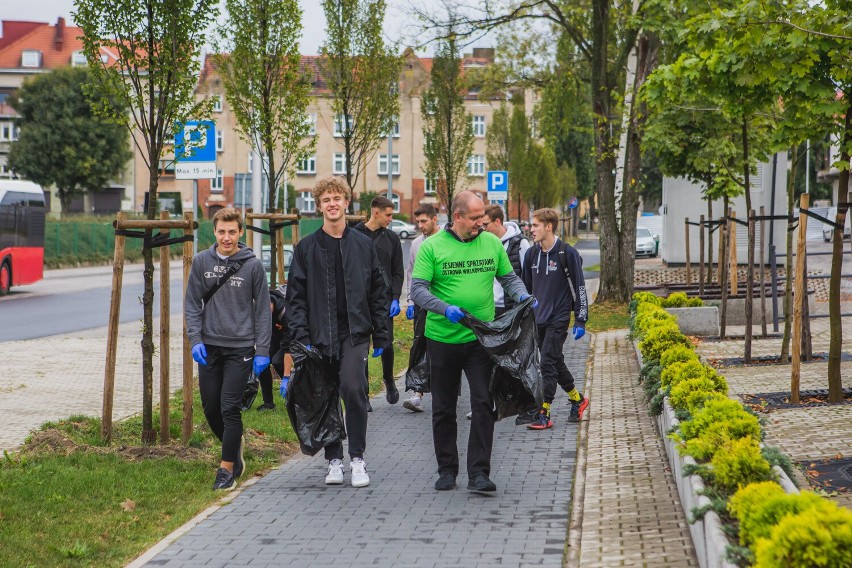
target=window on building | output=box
[0,163,13,178]
[391,193,400,213]
[212,95,223,113]
[300,191,316,213]
[71,51,88,67]
[21,50,41,68]
[378,154,400,176]
[334,114,353,137]
[304,113,316,136]
[211,169,223,192]
[472,115,486,137]
[467,154,486,176]
[247,152,253,174]
[424,177,437,195]
[383,117,400,138]
[297,155,316,174]
[0,123,17,141]
[333,152,347,175]
[216,129,224,152]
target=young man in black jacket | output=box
[285,177,389,488]
[521,208,589,430]
[353,195,404,408]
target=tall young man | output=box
[286,177,388,488]
[482,204,530,317]
[521,208,589,430]
[353,196,404,409]
[403,203,440,412]
[185,207,271,491]
[411,191,531,493]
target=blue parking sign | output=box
[175,121,216,162]
[487,170,508,201]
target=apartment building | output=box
[0,17,131,215]
[144,48,536,220]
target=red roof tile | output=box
[0,17,118,70]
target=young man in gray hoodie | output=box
[185,207,271,490]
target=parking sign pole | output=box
[192,179,198,256]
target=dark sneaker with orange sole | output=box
[567,394,589,422]
[526,410,554,430]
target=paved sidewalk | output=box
[574,330,698,566]
[141,338,590,568]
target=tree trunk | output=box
[720,199,730,339]
[781,147,797,363]
[267,150,278,289]
[706,197,714,285]
[141,165,157,445]
[742,118,754,363]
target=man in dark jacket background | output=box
[353,195,404,408]
[285,177,389,488]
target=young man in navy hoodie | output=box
[521,208,589,430]
[185,207,271,490]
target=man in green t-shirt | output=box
[411,191,531,493]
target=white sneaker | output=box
[325,459,344,485]
[466,411,472,420]
[403,393,423,413]
[350,458,370,488]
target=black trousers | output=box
[364,318,395,393]
[538,325,576,404]
[259,348,284,405]
[427,338,495,477]
[199,345,253,463]
[324,338,370,461]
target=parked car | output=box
[261,244,294,283]
[389,219,417,239]
[635,228,658,258]
[822,207,851,242]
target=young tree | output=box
[8,67,131,214]
[320,0,401,208]
[421,33,474,215]
[214,0,315,288]
[508,97,530,221]
[75,0,218,444]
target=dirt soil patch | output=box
[740,388,852,413]
[801,456,852,493]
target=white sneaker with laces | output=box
[350,458,370,488]
[403,393,423,413]
[325,459,344,485]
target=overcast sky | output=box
[0,0,483,55]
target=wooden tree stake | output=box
[699,215,705,297]
[684,218,692,286]
[182,212,194,443]
[159,211,170,444]
[791,194,808,404]
[102,212,127,443]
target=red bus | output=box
[0,180,46,295]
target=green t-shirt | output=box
[412,229,513,344]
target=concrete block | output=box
[665,306,719,336]
[703,292,814,327]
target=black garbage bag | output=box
[462,296,543,420]
[285,342,347,456]
[404,309,430,393]
[240,370,260,411]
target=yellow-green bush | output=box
[711,437,774,491]
[638,324,691,364]
[661,359,706,390]
[678,398,761,460]
[636,309,677,338]
[662,292,704,308]
[660,344,699,368]
[684,390,728,415]
[670,376,726,411]
[631,291,662,311]
[753,501,852,567]
[731,485,829,547]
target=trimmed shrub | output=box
[670,377,724,411]
[661,359,706,390]
[684,391,728,415]
[678,398,761,461]
[638,324,691,364]
[732,487,831,548]
[711,437,774,491]
[662,292,704,308]
[631,292,662,312]
[660,344,699,368]
[753,501,852,567]
[728,482,788,545]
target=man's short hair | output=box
[532,208,560,232]
[312,176,351,204]
[451,190,482,217]
[212,207,243,230]
[371,195,394,210]
[414,203,437,218]
[483,204,505,223]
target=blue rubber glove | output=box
[253,355,270,375]
[191,343,207,366]
[519,294,539,308]
[372,347,384,358]
[444,305,464,324]
[406,304,415,320]
[573,326,586,340]
[389,299,401,318]
[279,376,289,399]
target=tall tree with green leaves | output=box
[8,67,131,214]
[421,33,474,215]
[486,101,511,209]
[508,96,531,221]
[320,0,401,209]
[75,0,218,443]
[214,0,314,287]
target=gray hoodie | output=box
[184,243,271,356]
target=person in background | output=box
[255,286,292,410]
[403,203,440,413]
[353,196,404,410]
[185,207,271,491]
[481,204,531,317]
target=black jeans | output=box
[427,338,495,477]
[199,345,253,463]
[538,325,576,404]
[324,338,370,461]
[259,348,284,405]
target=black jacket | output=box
[352,222,404,302]
[285,226,389,357]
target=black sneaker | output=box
[515,406,538,425]
[213,467,235,491]
[434,472,456,491]
[233,435,245,479]
[467,473,497,493]
[366,401,373,413]
[567,394,589,423]
[256,402,275,412]
[384,378,400,404]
